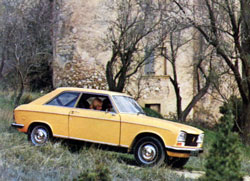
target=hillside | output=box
[0,93,250,180]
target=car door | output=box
[45,91,80,137]
[69,94,121,146]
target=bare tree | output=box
[124,69,145,101]
[0,0,54,105]
[105,0,173,92]
[174,0,250,143]
[160,26,217,122]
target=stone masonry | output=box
[52,0,226,123]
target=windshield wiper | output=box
[137,111,145,116]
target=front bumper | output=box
[166,146,203,155]
[11,123,24,128]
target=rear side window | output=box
[47,92,80,107]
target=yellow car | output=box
[12,87,204,167]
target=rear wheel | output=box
[30,125,50,146]
[134,136,165,167]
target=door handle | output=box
[70,110,79,114]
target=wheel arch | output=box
[28,121,53,137]
[129,132,166,153]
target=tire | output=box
[30,125,50,146]
[166,157,189,168]
[134,136,165,167]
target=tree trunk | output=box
[180,80,210,122]
[170,77,182,121]
[106,61,116,91]
[0,44,7,80]
[14,70,24,107]
[241,0,250,144]
[176,88,182,121]
[0,60,4,80]
[106,60,127,93]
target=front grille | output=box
[185,134,198,146]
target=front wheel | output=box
[134,136,165,167]
[30,125,50,146]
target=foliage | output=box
[27,52,53,91]
[18,92,40,105]
[24,0,54,91]
[174,0,250,143]
[143,107,163,119]
[75,163,111,181]
[202,105,243,181]
[0,0,54,106]
[220,96,243,133]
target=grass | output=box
[0,92,189,180]
[0,133,188,180]
[0,92,250,180]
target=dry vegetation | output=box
[0,93,190,180]
[0,92,250,180]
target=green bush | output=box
[220,96,242,132]
[143,107,163,118]
[19,94,34,105]
[202,105,243,181]
[18,92,45,105]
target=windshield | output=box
[112,95,145,114]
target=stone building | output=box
[52,0,224,123]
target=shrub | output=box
[19,94,34,105]
[143,107,163,118]
[202,104,243,181]
[219,96,242,132]
[17,92,45,106]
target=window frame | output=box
[112,95,145,115]
[144,47,155,75]
[44,90,120,114]
[74,92,119,114]
[45,91,81,108]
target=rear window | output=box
[46,92,80,107]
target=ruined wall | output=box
[53,0,109,89]
[52,0,222,121]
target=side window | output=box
[101,97,115,112]
[76,93,115,112]
[47,92,80,107]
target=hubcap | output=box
[140,144,156,162]
[33,128,48,144]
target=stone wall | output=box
[52,0,229,123]
[52,0,197,118]
[53,0,109,89]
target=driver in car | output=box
[90,98,103,110]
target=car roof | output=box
[56,87,129,96]
[30,87,131,105]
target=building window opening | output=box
[145,104,161,113]
[144,47,155,75]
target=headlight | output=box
[197,133,204,143]
[177,131,187,142]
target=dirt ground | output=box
[174,170,250,180]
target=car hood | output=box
[121,113,203,135]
